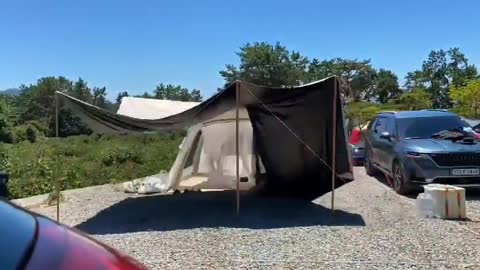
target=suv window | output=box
[373,117,387,133]
[397,116,467,139]
[386,118,396,136]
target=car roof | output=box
[378,110,457,119]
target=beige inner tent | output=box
[169,108,263,191]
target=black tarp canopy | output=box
[57,76,353,200]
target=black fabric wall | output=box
[245,79,352,200]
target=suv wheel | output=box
[392,161,410,195]
[364,151,377,176]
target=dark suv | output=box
[364,110,480,194]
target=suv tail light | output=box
[25,217,147,270]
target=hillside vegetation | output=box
[0,134,182,199]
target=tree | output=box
[370,69,401,103]
[0,96,14,143]
[136,92,153,98]
[449,79,480,118]
[307,58,376,102]
[17,76,72,124]
[405,48,478,108]
[220,42,309,87]
[153,84,202,102]
[398,89,432,110]
[68,78,92,103]
[92,87,107,108]
[115,91,129,105]
[16,77,94,137]
[447,48,478,87]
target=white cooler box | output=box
[418,184,466,219]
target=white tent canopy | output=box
[117,96,200,120]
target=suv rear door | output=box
[369,116,388,167]
[377,117,397,171]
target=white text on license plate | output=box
[451,168,480,176]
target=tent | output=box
[117,96,200,119]
[55,76,354,215]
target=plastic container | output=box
[423,184,466,219]
[416,193,434,218]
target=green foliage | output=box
[24,120,47,136]
[25,124,38,143]
[101,147,143,166]
[345,102,380,128]
[92,87,107,108]
[308,58,376,102]
[449,79,480,118]
[398,89,432,110]
[3,134,182,199]
[11,125,28,143]
[371,69,401,103]
[10,124,42,143]
[149,83,202,102]
[405,48,478,108]
[0,117,13,143]
[115,91,129,104]
[17,76,72,123]
[0,96,15,143]
[67,78,93,103]
[220,42,309,87]
[15,76,106,137]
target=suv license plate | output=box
[451,168,480,176]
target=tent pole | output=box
[55,93,60,222]
[235,82,240,216]
[331,78,337,212]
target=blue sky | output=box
[1,0,478,100]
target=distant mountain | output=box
[0,88,21,96]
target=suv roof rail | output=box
[421,109,448,112]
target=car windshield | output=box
[397,116,469,139]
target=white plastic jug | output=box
[423,184,466,219]
[416,193,434,218]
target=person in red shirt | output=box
[350,127,361,145]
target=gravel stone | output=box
[28,168,480,270]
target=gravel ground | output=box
[28,168,480,270]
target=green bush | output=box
[101,148,143,166]
[25,125,38,143]
[11,125,27,143]
[3,133,182,199]
[25,120,47,136]
[11,124,42,143]
[0,116,13,143]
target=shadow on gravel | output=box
[75,191,365,234]
[466,189,480,201]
